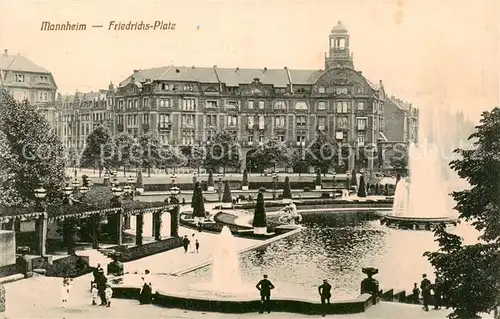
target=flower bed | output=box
[234,198,393,210]
[31,255,91,278]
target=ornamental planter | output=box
[253,226,267,235]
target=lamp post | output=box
[111,185,124,245]
[272,172,278,200]
[103,172,110,187]
[217,174,223,204]
[169,174,180,204]
[346,171,351,192]
[34,183,47,256]
[71,178,79,193]
[127,175,135,200]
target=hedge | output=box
[109,237,183,263]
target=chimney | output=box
[3,49,7,55]
[263,67,267,72]
[133,69,139,73]
[284,66,287,70]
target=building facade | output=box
[383,96,419,143]
[0,49,58,133]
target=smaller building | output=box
[0,49,58,128]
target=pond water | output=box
[183,218,479,299]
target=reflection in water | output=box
[185,219,479,299]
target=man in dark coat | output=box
[420,273,432,311]
[95,268,108,306]
[318,279,332,317]
[433,274,443,310]
[256,274,275,314]
[182,235,190,253]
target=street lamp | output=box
[217,174,223,203]
[272,172,278,200]
[111,186,124,198]
[79,185,89,195]
[34,183,47,211]
[63,183,73,204]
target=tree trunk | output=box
[148,167,151,177]
[98,166,102,178]
[123,166,126,177]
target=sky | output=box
[0,0,498,122]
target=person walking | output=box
[318,279,332,317]
[182,235,190,253]
[195,239,199,253]
[61,278,69,308]
[255,274,275,314]
[420,274,432,311]
[412,282,420,304]
[433,274,443,310]
[91,283,99,305]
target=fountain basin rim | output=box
[382,215,457,223]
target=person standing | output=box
[96,268,108,306]
[105,284,113,307]
[190,233,196,253]
[91,283,99,305]
[91,263,103,291]
[195,239,200,253]
[412,282,420,304]
[318,279,332,317]
[61,278,69,308]
[433,274,443,310]
[182,235,190,253]
[420,274,432,311]
[256,274,275,314]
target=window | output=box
[227,115,238,126]
[206,114,217,126]
[296,133,306,142]
[159,98,170,108]
[205,100,218,108]
[206,130,216,141]
[182,114,195,126]
[182,98,196,111]
[357,101,365,111]
[335,101,349,113]
[275,88,286,94]
[277,134,285,142]
[40,76,48,83]
[184,84,194,91]
[296,116,306,126]
[247,116,255,128]
[357,118,367,130]
[318,101,326,110]
[258,100,265,109]
[274,116,285,127]
[133,99,138,108]
[258,134,265,142]
[335,87,348,95]
[119,99,124,109]
[357,132,366,144]
[159,134,169,145]
[143,98,149,108]
[356,87,365,94]
[182,130,195,145]
[295,101,308,110]
[317,116,326,127]
[143,114,149,124]
[318,86,325,94]
[226,100,238,109]
[161,83,169,90]
[258,116,265,129]
[159,113,170,123]
[227,87,238,93]
[127,100,132,109]
[248,100,254,109]
[336,116,348,127]
[248,135,254,143]
[274,101,286,110]
[15,74,25,82]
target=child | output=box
[91,283,98,305]
[195,239,199,253]
[105,284,113,307]
[61,278,69,307]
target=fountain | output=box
[382,106,458,230]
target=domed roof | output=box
[331,20,348,34]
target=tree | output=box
[242,169,249,188]
[204,131,241,174]
[306,131,337,175]
[282,176,292,199]
[252,192,267,233]
[291,148,309,175]
[424,108,500,319]
[81,125,114,177]
[350,169,358,187]
[135,169,144,193]
[222,180,232,203]
[191,185,206,218]
[112,132,137,176]
[0,131,22,207]
[0,88,66,206]
[189,144,206,175]
[159,145,187,173]
[250,137,289,172]
[357,175,367,197]
[137,132,161,177]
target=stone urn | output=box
[361,267,380,304]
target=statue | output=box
[360,267,380,304]
[278,201,302,225]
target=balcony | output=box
[357,125,366,131]
[258,124,266,130]
[158,121,172,131]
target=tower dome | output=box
[331,21,348,34]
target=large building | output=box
[57,21,419,172]
[0,49,59,131]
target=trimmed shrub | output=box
[350,169,357,187]
[136,170,144,189]
[192,186,206,218]
[191,181,200,206]
[315,169,322,186]
[259,187,266,193]
[242,169,249,187]
[282,176,292,199]
[252,192,267,228]
[222,180,232,203]
[207,170,214,187]
[357,175,367,197]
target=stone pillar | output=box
[170,206,179,237]
[34,213,47,256]
[151,212,157,239]
[124,215,131,229]
[135,213,143,246]
[154,211,163,241]
[116,210,123,245]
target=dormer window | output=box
[161,83,169,90]
[335,87,348,95]
[15,74,25,83]
[318,86,325,94]
[184,84,194,91]
[295,101,308,110]
[40,76,48,83]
